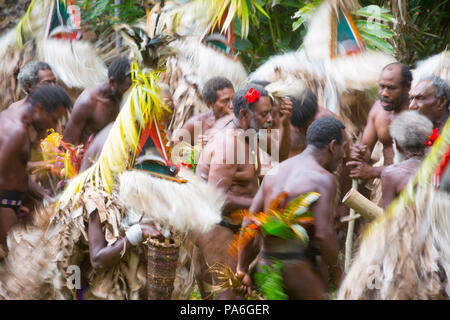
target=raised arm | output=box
[278,98,292,162]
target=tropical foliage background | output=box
[1,0,448,69]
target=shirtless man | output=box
[346,62,412,180]
[0,85,72,251]
[63,57,132,145]
[175,77,234,146]
[236,117,346,299]
[409,76,449,133]
[195,84,292,299]
[381,111,433,208]
[288,88,337,158]
[8,61,57,110]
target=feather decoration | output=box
[57,61,169,209]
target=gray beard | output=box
[393,140,404,164]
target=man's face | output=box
[409,80,441,123]
[27,69,56,93]
[112,76,132,99]
[33,104,67,135]
[248,96,273,131]
[211,87,234,119]
[378,67,408,111]
[37,69,56,86]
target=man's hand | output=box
[140,224,163,241]
[235,269,253,298]
[280,98,293,127]
[346,160,377,180]
[350,143,368,162]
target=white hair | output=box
[389,110,433,153]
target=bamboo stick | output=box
[342,188,383,221]
[344,179,358,274]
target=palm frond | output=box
[202,0,270,39]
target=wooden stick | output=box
[344,179,358,274]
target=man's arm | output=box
[313,177,342,287]
[278,98,292,162]
[352,103,380,162]
[63,96,92,145]
[236,181,265,296]
[88,210,161,270]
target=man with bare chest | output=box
[63,57,131,145]
[236,117,346,299]
[381,111,433,208]
[175,77,235,146]
[195,84,291,299]
[0,85,72,254]
[346,62,412,180]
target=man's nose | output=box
[380,88,388,97]
[409,98,418,110]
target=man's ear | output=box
[239,108,250,120]
[328,139,337,154]
[25,81,33,94]
[437,96,448,112]
[34,102,45,116]
[297,126,307,135]
[108,77,116,87]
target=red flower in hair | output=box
[244,87,260,104]
[425,128,440,146]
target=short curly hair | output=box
[202,77,234,105]
[290,88,318,128]
[18,61,53,93]
[30,84,72,113]
[306,117,345,149]
[108,57,131,84]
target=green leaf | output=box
[254,259,288,300]
[356,21,394,39]
[252,0,271,20]
[233,38,253,51]
[360,32,394,54]
[292,16,306,31]
[356,12,395,23]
